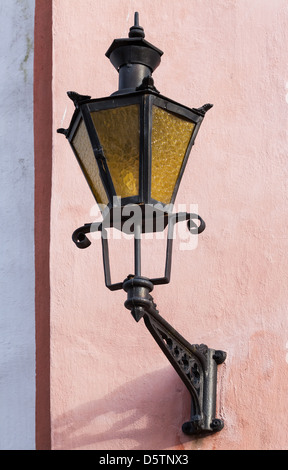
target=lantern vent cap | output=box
[105,12,163,73]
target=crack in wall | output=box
[19,33,33,82]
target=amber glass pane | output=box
[151,106,195,204]
[72,118,108,206]
[91,105,140,199]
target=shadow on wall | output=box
[53,367,198,450]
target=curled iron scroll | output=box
[72,222,101,249]
[186,213,206,235]
[72,211,206,250]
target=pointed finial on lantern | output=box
[129,12,145,38]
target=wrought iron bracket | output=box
[123,275,226,436]
[72,213,226,436]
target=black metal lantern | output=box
[58,13,226,436]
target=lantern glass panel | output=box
[91,104,140,199]
[72,118,109,206]
[151,106,195,204]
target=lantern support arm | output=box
[72,219,226,436]
[123,275,226,435]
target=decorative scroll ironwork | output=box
[144,315,204,429]
[72,211,206,290]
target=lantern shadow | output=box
[53,366,197,450]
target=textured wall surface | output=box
[0,0,35,450]
[51,0,288,450]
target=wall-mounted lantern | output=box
[58,12,226,436]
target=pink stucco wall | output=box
[50,0,288,450]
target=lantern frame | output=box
[62,89,209,224]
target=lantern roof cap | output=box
[105,12,163,73]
